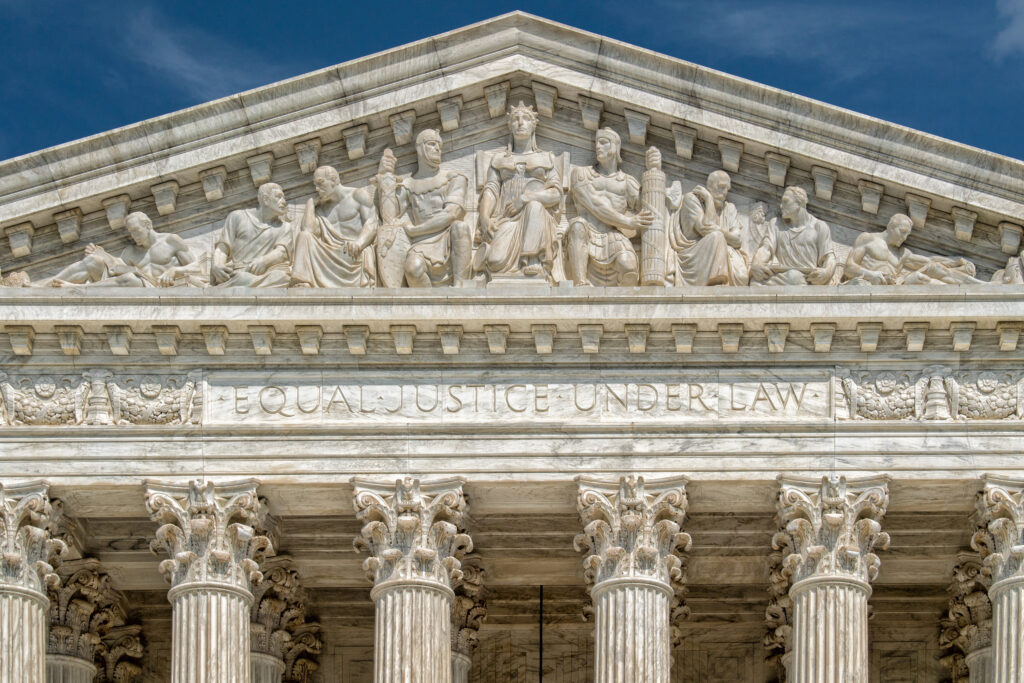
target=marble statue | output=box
[566,128,655,287]
[374,129,473,288]
[994,251,1024,284]
[48,211,203,287]
[476,102,563,281]
[211,183,292,288]
[844,213,982,285]
[750,186,836,286]
[291,166,377,288]
[668,170,748,286]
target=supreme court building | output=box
[2,12,1024,682]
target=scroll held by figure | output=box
[668,170,748,286]
[566,128,654,287]
[374,129,472,288]
[750,186,836,286]
[476,102,563,282]
[291,166,377,288]
[47,211,204,288]
[211,183,293,287]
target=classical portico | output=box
[1,11,1024,682]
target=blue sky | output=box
[3,1,1024,161]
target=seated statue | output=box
[291,166,377,288]
[566,128,654,286]
[844,213,982,285]
[993,251,1024,284]
[477,102,562,281]
[48,211,203,287]
[668,170,748,286]
[750,186,835,286]
[374,129,472,287]
[211,183,292,287]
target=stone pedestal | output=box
[354,477,472,683]
[45,654,97,683]
[777,475,890,683]
[575,475,691,683]
[0,481,64,683]
[147,479,270,683]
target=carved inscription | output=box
[206,374,830,425]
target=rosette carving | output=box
[146,479,271,591]
[777,475,890,585]
[0,480,65,594]
[353,477,472,590]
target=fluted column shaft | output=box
[1,586,48,682]
[990,577,1024,681]
[966,647,992,682]
[374,581,453,683]
[170,583,253,683]
[451,650,472,683]
[251,651,286,683]
[592,578,673,683]
[788,576,870,683]
[45,655,97,683]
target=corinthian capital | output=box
[47,558,127,661]
[452,553,487,657]
[0,480,65,595]
[283,622,323,683]
[145,479,271,592]
[96,624,145,683]
[251,556,308,660]
[777,475,890,585]
[352,476,472,590]
[972,477,1024,586]
[939,552,991,682]
[574,475,691,588]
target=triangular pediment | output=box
[1,11,1023,284]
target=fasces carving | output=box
[843,213,982,285]
[777,475,890,586]
[477,102,564,282]
[374,129,472,287]
[0,371,201,426]
[291,166,378,288]
[566,128,651,287]
[838,369,1024,421]
[353,476,472,590]
[939,554,992,683]
[46,211,205,288]
[751,186,836,286]
[669,170,747,286]
[146,479,271,592]
[212,183,293,287]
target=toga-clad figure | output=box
[750,186,836,286]
[374,129,472,287]
[477,102,562,281]
[211,183,292,287]
[566,128,654,287]
[291,165,377,288]
[669,170,748,286]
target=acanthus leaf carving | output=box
[451,552,487,657]
[353,476,472,591]
[0,480,65,595]
[46,557,126,662]
[777,475,890,586]
[146,479,271,592]
[938,553,992,683]
[96,624,145,683]
[972,478,1024,586]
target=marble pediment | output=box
[1,11,1023,289]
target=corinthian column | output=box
[46,558,126,683]
[0,481,65,683]
[972,476,1024,682]
[574,475,691,683]
[353,477,472,683]
[451,554,486,683]
[777,475,890,683]
[940,553,992,683]
[147,479,271,683]
[250,555,323,683]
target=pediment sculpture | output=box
[9,101,1020,291]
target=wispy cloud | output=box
[993,0,1024,59]
[121,6,292,101]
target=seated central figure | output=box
[211,183,293,288]
[669,170,748,286]
[477,102,562,281]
